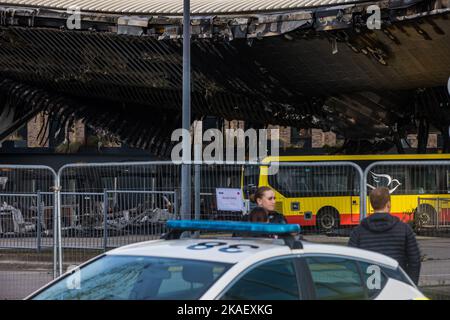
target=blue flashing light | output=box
[166,220,300,235]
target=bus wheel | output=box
[317,207,340,232]
[415,205,437,228]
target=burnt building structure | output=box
[0,0,449,157]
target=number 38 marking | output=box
[187,242,227,250]
[187,242,259,253]
[219,244,259,253]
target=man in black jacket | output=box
[348,187,421,285]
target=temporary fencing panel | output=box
[0,165,57,299]
[364,161,450,287]
[3,160,450,299]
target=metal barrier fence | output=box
[194,163,253,221]
[55,162,181,277]
[0,165,57,300]
[190,162,365,231]
[363,161,450,287]
[51,161,364,284]
[262,162,364,235]
[363,161,450,231]
[2,160,450,299]
[57,190,177,249]
[417,197,450,230]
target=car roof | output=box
[107,237,292,264]
[106,237,399,268]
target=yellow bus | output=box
[242,154,450,231]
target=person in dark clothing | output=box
[243,207,291,239]
[348,187,421,285]
[268,211,288,224]
[249,186,288,224]
[235,207,270,238]
[248,207,269,223]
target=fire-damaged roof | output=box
[0,0,401,14]
[0,0,449,156]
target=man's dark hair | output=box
[369,187,391,211]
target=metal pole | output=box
[151,177,155,208]
[53,175,63,278]
[361,168,367,221]
[417,197,421,228]
[181,0,191,220]
[57,178,63,276]
[36,191,41,253]
[174,189,179,217]
[359,165,370,221]
[194,144,201,220]
[103,189,108,252]
[53,187,57,279]
[437,198,440,230]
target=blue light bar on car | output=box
[166,220,300,234]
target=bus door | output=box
[351,195,360,223]
[351,172,361,223]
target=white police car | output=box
[27,220,427,300]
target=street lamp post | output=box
[181,0,191,220]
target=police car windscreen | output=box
[32,255,231,300]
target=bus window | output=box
[268,166,357,197]
[268,166,312,198]
[311,167,350,196]
[409,166,437,194]
[242,166,260,199]
[367,167,406,195]
[447,170,450,194]
[352,172,360,195]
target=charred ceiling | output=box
[0,0,449,156]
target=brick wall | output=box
[27,112,49,148]
[68,119,86,144]
[406,134,438,148]
[311,129,336,148]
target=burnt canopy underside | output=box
[0,0,450,156]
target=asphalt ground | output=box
[1,234,450,300]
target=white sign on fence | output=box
[216,188,244,212]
